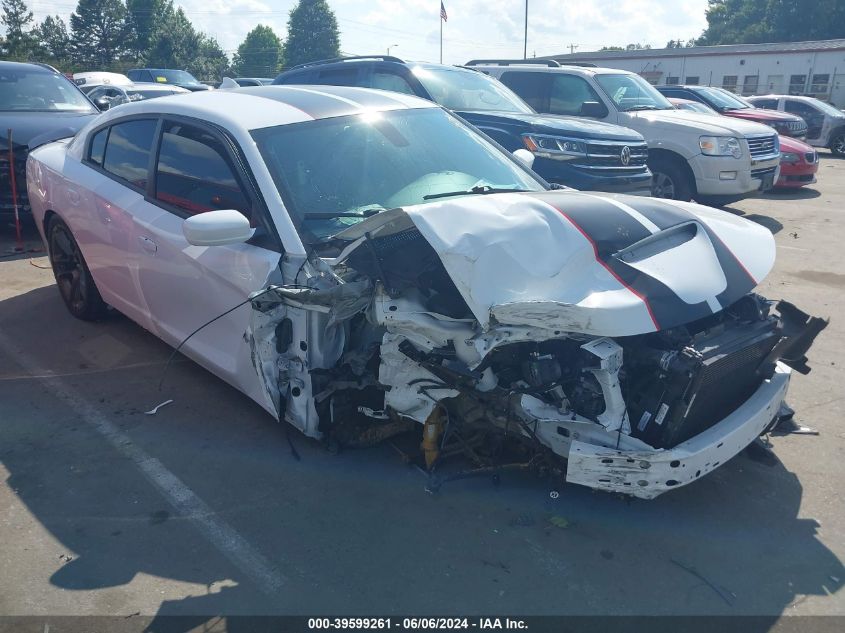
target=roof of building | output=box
[545,38,845,62]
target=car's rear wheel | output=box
[649,159,693,201]
[47,216,108,321]
[829,131,845,156]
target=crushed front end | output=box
[251,192,827,499]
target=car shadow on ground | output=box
[720,206,785,235]
[0,285,842,629]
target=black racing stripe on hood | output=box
[611,196,759,308]
[533,193,719,330]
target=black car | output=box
[273,56,651,193]
[126,68,211,92]
[0,61,100,221]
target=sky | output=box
[26,0,710,64]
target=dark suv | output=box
[273,56,651,193]
[1,61,99,220]
[655,85,808,138]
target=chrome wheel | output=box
[831,134,845,156]
[651,172,676,199]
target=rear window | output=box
[102,119,157,189]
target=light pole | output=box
[523,0,528,59]
[387,44,399,56]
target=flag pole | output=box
[440,11,443,63]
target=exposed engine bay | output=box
[248,192,827,498]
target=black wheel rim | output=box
[50,225,88,313]
[833,136,845,154]
[652,172,676,199]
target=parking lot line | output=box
[0,331,288,596]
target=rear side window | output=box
[89,128,108,166]
[753,98,778,109]
[314,67,362,87]
[498,71,548,111]
[102,119,157,188]
[154,121,251,219]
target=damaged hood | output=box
[334,191,775,337]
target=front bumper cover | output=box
[565,363,791,499]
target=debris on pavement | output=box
[145,399,174,415]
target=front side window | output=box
[751,98,778,110]
[370,71,416,95]
[595,73,673,111]
[154,121,251,219]
[548,74,607,117]
[102,119,157,189]
[0,68,96,113]
[695,86,751,111]
[314,67,361,86]
[253,108,544,242]
[151,69,199,85]
[498,71,548,111]
[412,66,533,113]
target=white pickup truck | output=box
[469,61,782,204]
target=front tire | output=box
[649,158,693,201]
[47,216,108,321]
[829,131,845,156]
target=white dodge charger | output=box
[26,86,826,498]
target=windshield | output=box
[411,66,534,113]
[695,86,751,110]
[0,68,96,113]
[596,73,673,112]
[152,69,199,85]
[809,98,845,117]
[253,108,545,241]
[676,101,716,114]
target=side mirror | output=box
[513,148,535,169]
[580,101,608,118]
[182,209,255,246]
[94,96,111,111]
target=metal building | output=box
[544,39,845,106]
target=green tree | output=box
[146,7,228,81]
[69,0,132,67]
[699,0,845,45]
[232,24,283,77]
[283,0,339,68]
[36,15,70,66]
[126,0,166,59]
[1,0,36,60]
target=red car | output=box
[775,135,818,188]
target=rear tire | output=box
[829,131,845,156]
[47,216,108,321]
[649,158,693,201]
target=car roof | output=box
[0,60,57,73]
[93,85,436,132]
[469,62,632,76]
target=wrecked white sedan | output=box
[27,87,826,498]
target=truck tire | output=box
[649,158,693,201]
[829,130,845,156]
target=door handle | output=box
[138,235,157,254]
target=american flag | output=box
[440,1,448,22]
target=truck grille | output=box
[746,134,779,159]
[574,141,649,171]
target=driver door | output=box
[132,118,283,412]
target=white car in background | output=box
[25,87,825,498]
[748,94,845,156]
[72,71,132,94]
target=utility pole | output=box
[523,0,528,59]
[387,44,398,56]
[568,43,579,55]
